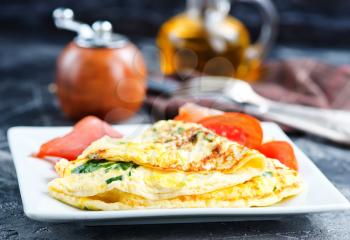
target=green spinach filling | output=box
[105,175,123,184]
[71,160,138,174]
[72,160,139,185]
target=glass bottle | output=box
[157,0,277,81]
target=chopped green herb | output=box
[72,160,109,174]
[177,127,185,134]
[118,162,135,170]
[204,133,215,142]
[262,171,273,177]
[273,186,277,191]
[106,175,123,184]
[72,160,138,174]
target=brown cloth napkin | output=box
[145,59,350,120]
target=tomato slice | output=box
[174,103,223,123]
[257,141,298,171]
[36,116,122,160]
[198,113,263,149]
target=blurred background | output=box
[2,0,350,46]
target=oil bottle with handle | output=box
[157,0,277,81]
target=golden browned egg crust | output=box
[48,120,303,210]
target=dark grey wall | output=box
[1,0,350,47]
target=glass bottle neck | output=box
[187,0,231,19]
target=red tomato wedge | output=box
[257,141,298,171]
[36,116,122,161]
[198,113,263,149]
[174,103,223,123]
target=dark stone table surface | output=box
[0,36,350,239]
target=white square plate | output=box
[8,123,350,225]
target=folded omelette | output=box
[48,120,302,210]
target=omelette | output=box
[48,120,302,210]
